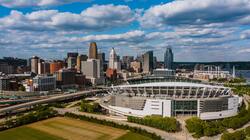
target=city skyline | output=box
[1,0,250,62]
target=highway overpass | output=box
[0,89,107,115]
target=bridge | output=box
[0,98,43,105]
[0,89,107,115]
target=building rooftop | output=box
[154,69,175,71]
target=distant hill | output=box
[174,61,250,70]
[0,57,27,67]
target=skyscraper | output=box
[67,52,78,58]
[97,53,105,62]
[153,56,157,69]
[31,56,40,74]
[55,69,75,87]
[66,52,78,69]
[97,52,105,74]
[38,61,50,74]
[89,42,98,59]
[122,56,134,70]
[81,59,103,85]
[164,47,174,69]
[50,61,64,74]
[109,48,117,70]
[67,56,77,68]
[76,54,88,72]
[108,48,121,71]
[81,43,104,85]
[143,51,153,73]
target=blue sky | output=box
[0,0,250,62]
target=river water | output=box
[236,70,250,83]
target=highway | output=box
[0,89,106,114]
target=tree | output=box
[18,85,25,91]
[221,130,246,140]
[185,117,204,137]
[245,126,250,137]
[80,100,101,113]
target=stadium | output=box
[101,77,241,120]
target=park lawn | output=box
[116,132,153,140]
[0,126,64,140]
[28,117,127,140]
[0,117,154,140]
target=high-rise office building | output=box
[97,53,105,62]
[67,52,78,69]
[109,48,117,69]
[117,55,120,61]
[55,69,75,86]
[31,56,40,74]
[67,57,77,69]
[108,48,121,72]
[0,63,14,74]
[136,55,144,64]
[143,51,153,73]
[97,52,105,73]
[82,42,104,85]
[164,47,174,69]
[130,61,142,73]
[89,42,98,59]
[81,60,98,79]
[153,56,157,69]
[38,61,50,74]
[76,54,88,72]
[67,52,78,58]
[50,61,64,74]
[122,56,134,70]
[81,59,103,85]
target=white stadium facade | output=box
[101,78,241,120]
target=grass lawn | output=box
[28,117,127,140]
[0,126,64,140]
[0,117,153,140]
[116,132,153,140]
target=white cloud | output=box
[79,30,145,42]
[240,30,250,39]
[0,4,134,32]
[1,1,250,61]
[0,0,90,8]
[140,0,250,28]
[0,28,248,61]
[237,49,250,53]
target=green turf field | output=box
[0,126,64,140]
[0,117,153,140]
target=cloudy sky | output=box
[0,0,250,62]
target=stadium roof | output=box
[115,82,228,89]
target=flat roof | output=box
[154,69,175,71]
[115,82,228,89]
